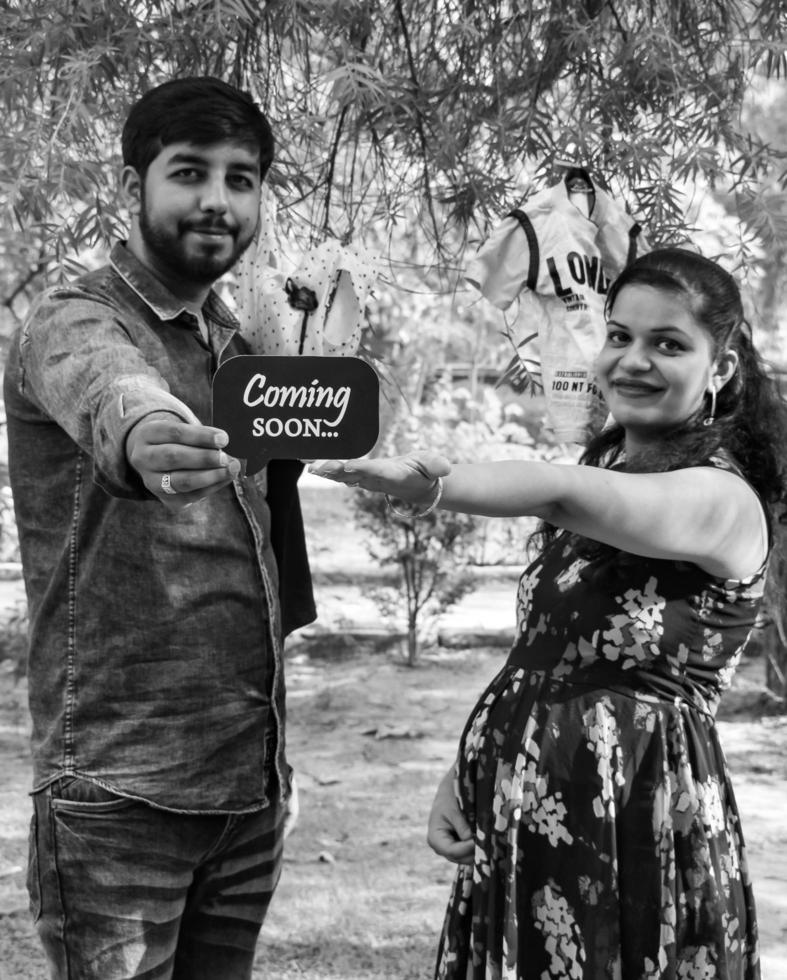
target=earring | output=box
[703,386,717,427]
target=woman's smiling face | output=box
[596,284,732,450]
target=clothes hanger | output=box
[554,162,595,216]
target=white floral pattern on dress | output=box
[436,460,765,979]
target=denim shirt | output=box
[4,243,301,813]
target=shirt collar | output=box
[109,242,238,330]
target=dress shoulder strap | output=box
[705,453,772,552]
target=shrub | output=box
[350,377,568,663]
[352,489,478,665]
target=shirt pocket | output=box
[49,776,140,817]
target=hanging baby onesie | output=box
[465,169,648,443]
[232,191,381,359]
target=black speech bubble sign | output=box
[212,355,380,474]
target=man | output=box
[4,76,315,979]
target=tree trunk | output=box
[407,623,419,666]
[763,621,787,702]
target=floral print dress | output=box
[436,466,765,980]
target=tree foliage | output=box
[2,0,787,323]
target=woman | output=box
[311,248,787,978]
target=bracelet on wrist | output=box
[385,477,444,519]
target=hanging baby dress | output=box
[465,169,648,443]
[232,190,381,359]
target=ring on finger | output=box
[160,472,177,495]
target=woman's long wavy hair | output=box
[534,247,787,559]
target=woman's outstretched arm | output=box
[310,452,767,580]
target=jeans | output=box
[28,778,284,980]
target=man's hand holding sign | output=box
[126,412,241,510]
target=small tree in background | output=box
[352,490,477,665]
[350,372,562,664]
[350,375,488,664]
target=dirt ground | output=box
[1,480,786,978]
[1,647,786,980]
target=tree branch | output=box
[393,0,441,249]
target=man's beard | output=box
[138,197,255,286]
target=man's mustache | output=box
[182,220,235,234]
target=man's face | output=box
[133,140,261,289]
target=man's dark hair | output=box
[122,76,274,180]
